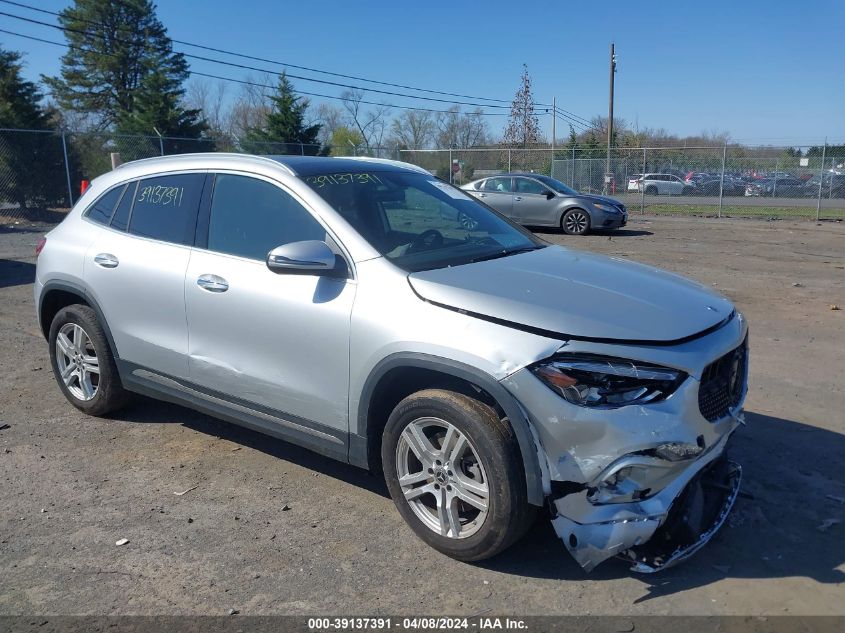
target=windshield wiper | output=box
[469,245,543,264]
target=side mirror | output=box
[543,190,555,199]
[266,240,338,275]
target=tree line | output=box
[2,0,839,210]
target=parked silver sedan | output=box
[461,173,627,235]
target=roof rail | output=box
[344,156,431,175]
[115,152,296,176]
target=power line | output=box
[554,109,595,133]
[554,106,595,128]
[0,0,569,112]
[1,9,537,112]
[0,28,515,116]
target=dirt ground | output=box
[0,215,843,616]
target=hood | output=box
[407,246,734,343]
[573,193,625,208]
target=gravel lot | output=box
[1,215,843,616]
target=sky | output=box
[3,0,844,146]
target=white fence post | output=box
[640,147,646,214]
[817,141,826,222]
[718,141,727,218]
[61,131,74,207]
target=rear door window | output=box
[482,177,512,192]
[128,173,206,246]
[85,185,125,225]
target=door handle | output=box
[514,196,523,201]
[93,253,119,268]
[196,274,229,293]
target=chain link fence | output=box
[2,128,843,223]
[400,146,845,221]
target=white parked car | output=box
[630,173,686,196]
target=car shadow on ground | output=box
[114,396,390,499]
[531,227,654,238]
[0,259,36,288]
[479,411,845,598]
[111,401,845,597]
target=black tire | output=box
[561,208,591,236]
[48,304,130,416]
[644,185,658,195]
[382,389,536,561]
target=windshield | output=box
[304,170,544,272]
[531,174,579,196]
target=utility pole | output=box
[551,97,556,156]
[605,43,616,194]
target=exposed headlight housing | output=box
[532,355,685,408]
[592,202,619,213]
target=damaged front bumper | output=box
[550,427,741,573]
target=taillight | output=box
[35,236,46,257]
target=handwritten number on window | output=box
[137,185,185,207]
[305,173,383,188]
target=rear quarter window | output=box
[110,181,137,231]
[84,185,126,225]
[128,173,206,246]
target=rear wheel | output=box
[48,304,129,416]
[644,185,658,195]
[382,389,535,561]
[561,208,591,235]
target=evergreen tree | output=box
[567,124,578,148]
[44,0,206,143]
[0,48,66,210]
[116,70,210,157]
[242,73,325,156]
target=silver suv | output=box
[35,154,747,572]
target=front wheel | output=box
[561,208,591,235]
[381,389,535,561]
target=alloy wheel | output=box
[564,211,588,234]
[396,417,489,539]
[55,323,100,401]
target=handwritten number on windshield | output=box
[305,173,383,188]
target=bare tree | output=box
[436,106,489,148]
[502,64,543,149]
[314,103,346,148]
[389,110,435,149]
[228,72,274,139]
[186,78,230,137]
[341,89,391,154]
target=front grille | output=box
[698,338,748,422]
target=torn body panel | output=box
[501,317,747,573]
[550,425,740,572]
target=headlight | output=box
[531,355,685,408]
[592,202,619,213]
